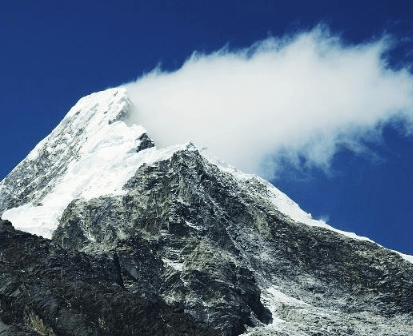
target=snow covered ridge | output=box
[203,151,371,240]
[1,87,413,264]
[1,88,184,238]
[206,153,413,263]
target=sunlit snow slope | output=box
[0,89,186,237]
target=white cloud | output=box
[123,26,413,178]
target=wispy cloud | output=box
[123,26,413,178]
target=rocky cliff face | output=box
[1,88,413,335]
[0,219,218,336]
[52,147,413,336]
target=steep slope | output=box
[0,219,218,336]
[0,88,167,238]
[53,147,413,336]
[1,88,413,335]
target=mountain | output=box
[1,88,413,336]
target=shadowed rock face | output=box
[136,133,155,152]
[0,219,219,336]
[52,149,413,336]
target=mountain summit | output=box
[0,88,413,335]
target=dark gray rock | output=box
[136,133,155,152]
[0,219,219,336]
[52,148,413,335]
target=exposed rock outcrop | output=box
[0,219,218,336]
[53,148,413,336]
[136,133,155,152]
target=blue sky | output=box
[1,0,413,254]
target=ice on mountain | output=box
[0,87,407,253]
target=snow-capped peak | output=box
[27,88,132,159]
[0,88,183,238]
[1,87,412,265]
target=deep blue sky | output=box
[1,0,413,254]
